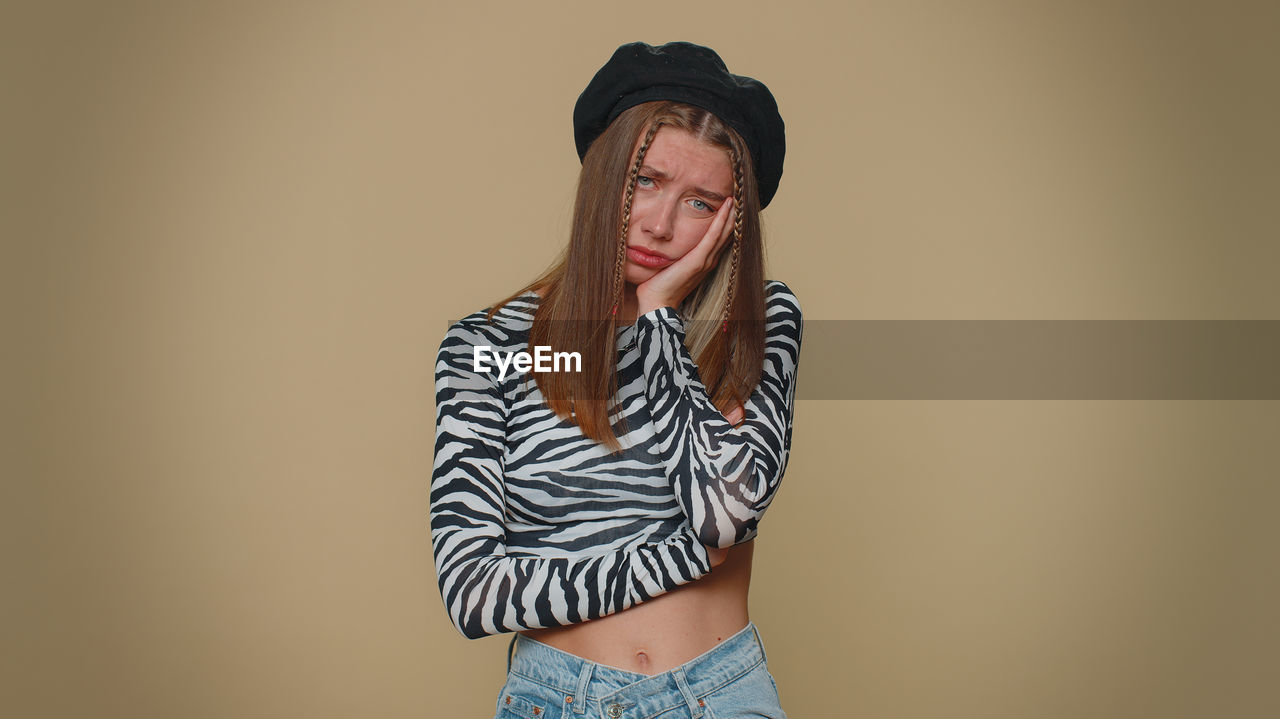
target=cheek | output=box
[627,193,660,225]
[670,219,713,256]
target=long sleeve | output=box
[635,281,803,549]
[429,319,713,640]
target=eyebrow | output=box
[639,165,728,204]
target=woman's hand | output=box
[705,544,730,568]
[724,401,745,427]
[635,198,736,316]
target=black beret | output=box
[573,41,786,209]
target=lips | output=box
[627,246,674,269]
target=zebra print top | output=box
[430,280,802,639]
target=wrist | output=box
[634,297,667,318]
[635,291,681,318]
[635,305,683,328]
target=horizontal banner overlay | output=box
[441,320,1280,399]
[800,320,1280,399]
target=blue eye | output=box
[636,175,654,187]
[690,199,712,212]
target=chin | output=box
[623,264,657,286]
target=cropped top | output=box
[429,280,802,639]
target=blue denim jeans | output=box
[494,621,786,719]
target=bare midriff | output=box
[519,538,754,676]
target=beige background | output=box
[6,1,1279,717]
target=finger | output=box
[710,201,736,257]
[705,544,729,567]
[720,202,737,243]
[725,402,745,426]
[694,198,735,266]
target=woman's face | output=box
[623,126,734,286]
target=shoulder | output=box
[760,280,803,355]
[439,294,537,346]
[763,280,802,322]
[436,293,538,368]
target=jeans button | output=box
[606,703,624,718]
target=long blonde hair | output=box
[491,101,766,450]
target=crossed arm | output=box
[634,280,804,549]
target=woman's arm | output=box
[430,320,713,639]
[636,281,803,549]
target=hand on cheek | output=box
[635,198,736,316]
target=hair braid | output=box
[721,148,745,331]
[614,121,664,315]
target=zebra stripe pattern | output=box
[430,281,802,639]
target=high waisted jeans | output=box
[494,621,786,719]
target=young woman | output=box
[431,42,801,719]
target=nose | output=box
[637,195,678,241]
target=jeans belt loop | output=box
[671,666,704,719]
[571,659,594,714]
[752,622,769,665]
